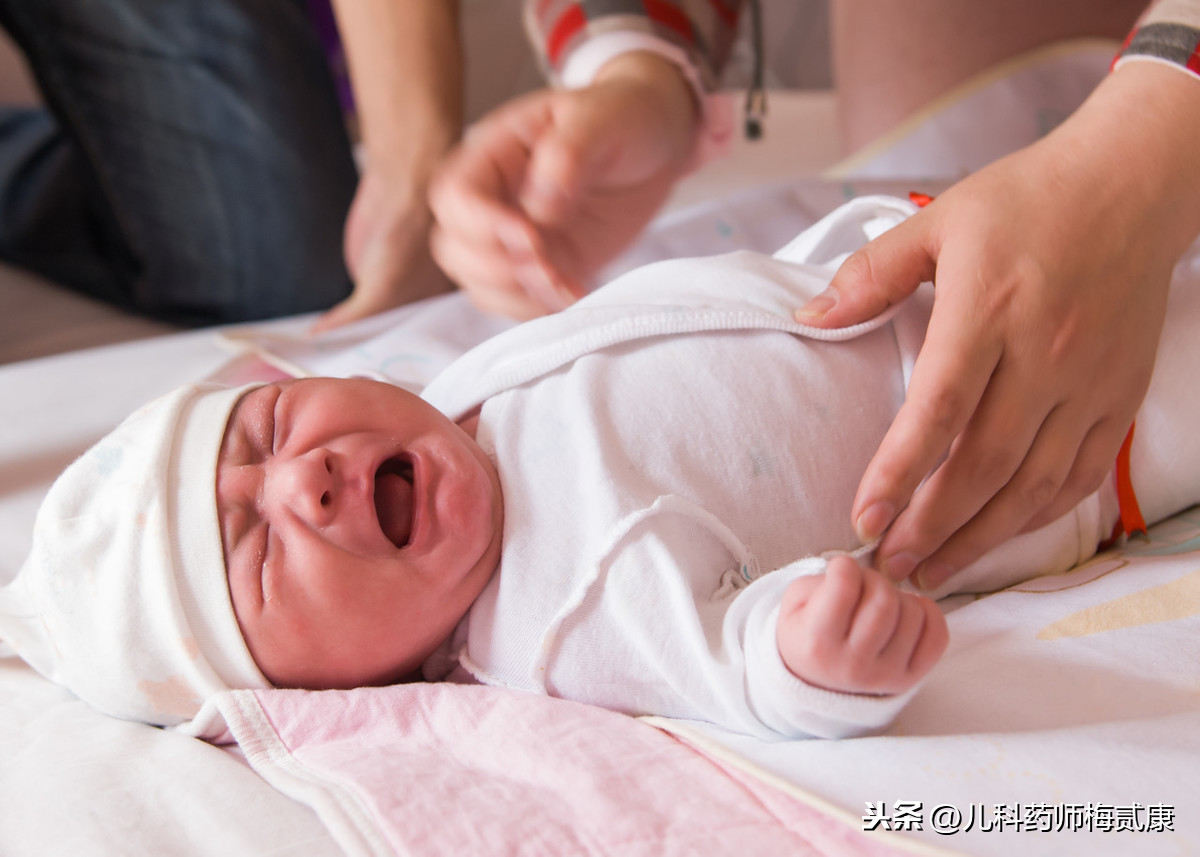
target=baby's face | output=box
[215,377,502,689]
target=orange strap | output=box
[1114,421,1147,538]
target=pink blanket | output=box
[216,682,910,857]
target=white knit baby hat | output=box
[0,382,270,733]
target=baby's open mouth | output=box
[374,457,415,549]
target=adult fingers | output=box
[313,263,452,332]
[312,290,387,333]
[519,100,603,228]
[431,96,598,314]
[429,97,553,265]
[853,287,1004,547]
[312,273,450,333]
[430,152,539,266]
[874,349,1066,581]
[429,225,559,319]
[315,232,452,334]
[1020,416,1130,534]
[899,402,1091,589]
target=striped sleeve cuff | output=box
[1114,0,1200,80]
[524,1,743,91]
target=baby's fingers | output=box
[878,594,948,692]
[838,572,944,695]
[802,557,867,644]
[844,569,902,657]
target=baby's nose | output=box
[268,449,335,525]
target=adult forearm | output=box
[330,0,463,172]
[1066,58,1200,260]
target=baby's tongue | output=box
[375,469,414,548]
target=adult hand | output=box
[429,51,700,319]
[776,558,948,695]
[316,0,461,332]
[312,165,452,333]
[796,63,1200,591]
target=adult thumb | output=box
[795,216,938,328]
[519,95,624,227]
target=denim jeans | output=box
[0,0,357,324]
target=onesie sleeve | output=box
[1113,0,1200,82]
[728,563,919,740]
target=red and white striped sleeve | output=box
[523,0,745,92]
[1114,0,1200,81]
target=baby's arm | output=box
[776,557,948,696]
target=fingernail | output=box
[855,501,895,542]
[881,552,919,583]
[916,562,956,592]
[795,288,838,322]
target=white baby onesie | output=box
[421,197,1111,740]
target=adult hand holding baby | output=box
[798,61,1200,591]
[429,51,701,319]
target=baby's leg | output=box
[776,557,948,696]
[1127,267,1200,528]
